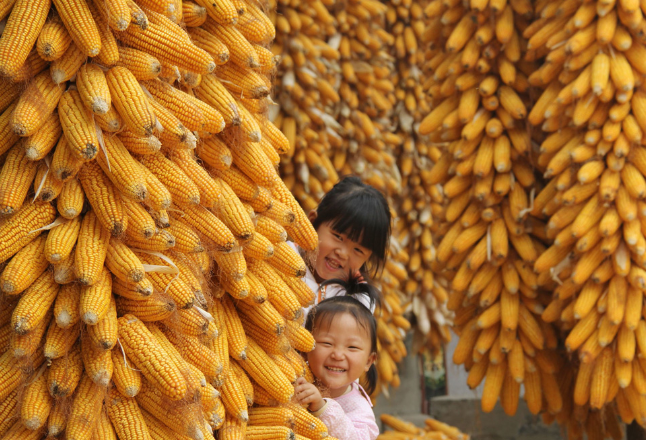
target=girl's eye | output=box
[354,248,364,254]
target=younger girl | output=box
[289,175,391,316]
[294,279,380,440]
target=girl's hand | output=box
[294,377,325,412]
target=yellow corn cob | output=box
[267,241,307,277]
[37,14,72,61]
[96,137,148,201]
[2,421,45,439]
[141,407,195,440]
[136,379,205,439]
[215,62,270,99]
[183,1,207,27]
[221,295,248,360]
[53,0,102,56]
[118,315,188,399]
[111,347,142,398]
[54,283,81,328]
[106,387,151,439]
[221,370,249,421]
[167,219,204,253]
[116,46,161,81]
[237,338,293,403]
[50,41,86,84]
[162,330,223,380]
[115,293,176,321]
[94,408,117,440]
[47,397,69,437]
[140,152,201,205]
[66,373,106,440]
[174,307,209,337]
[20,366,53,430]
[170,149,221,208]
[22,112,62,162]
[194,0,237,25]
[289,403,328,439]
[1,234,48,294]
[135,252,194,309]
[58,89,101,161]
[89,0,130,31]
[115,18,215,75]
[236,298,285,334]
[0,144,38,215]
[211,177,255,241]
[33,162,64,203]
[75,63,111,115]
[79,267,112,325]
[43,319,79,359]
[194,74,241,127]
[86,295,118,349]
[241,0,276,40]
[188,27,229,64]
[242,231,275,260]
[245,426,295,439]
[0,0,50,79]
[80,330,113,386]
[248,407,293,428]
[106,237,145,283]
[256,215,288,244]
[11,270,58,335]
[284,319,316,352]
[106,65,157,137]
[197,134,233,170]
[57,179,84,220]
[175,203,236,252]
[43,217,80,264]
[75,210,111,286]
[78,161,128,236]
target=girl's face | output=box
[312,219,373,283]
[307,312,376,398]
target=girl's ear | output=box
[365,352,377,372]
[308,209,318,222]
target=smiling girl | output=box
[288,176,391,316]
[294,280,381,440]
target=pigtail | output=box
[319,272,382,312]
[361,363,378,396]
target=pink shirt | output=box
[315,382,379,440]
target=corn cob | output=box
[106,386,151,439]
[20,368,53,430]
[66,373,106,440]
[0,0,50,79]
[78,161,128,237]
[118,314,188,400]
[58,88,100,161]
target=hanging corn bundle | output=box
[0,0,330,438]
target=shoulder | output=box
[334,384,375,416]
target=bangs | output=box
[324,195,390,260]
[305,298,376,351]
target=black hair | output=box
[312,175,391,279]
[304,276,380,395]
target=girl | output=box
[294,278,380,440]
[288,175,391,316]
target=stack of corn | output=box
[269,0,421,398]
[269,0,456,396]
[526,0,646,433]
[418,0,572,421]
[378,413,470,440]
[382,0,454,359]
[0,0,333,438]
